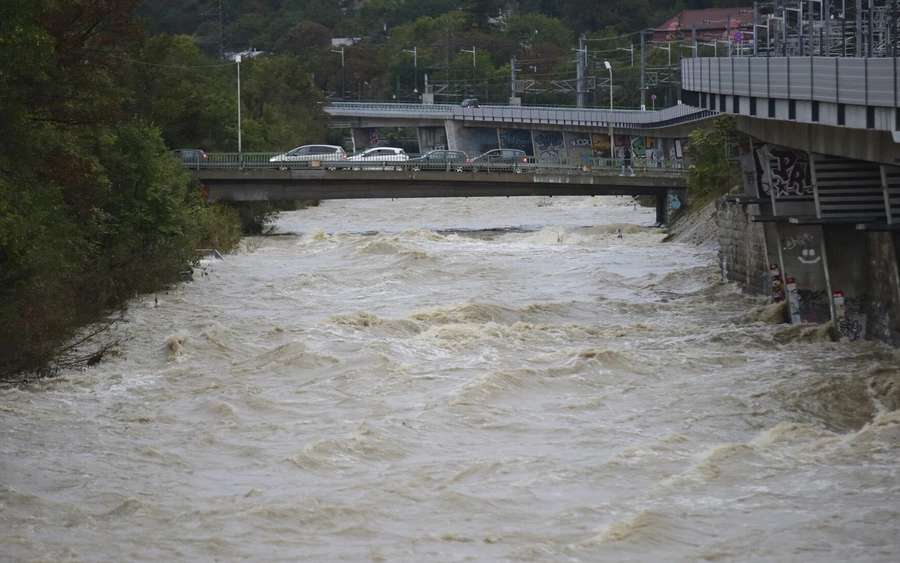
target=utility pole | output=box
[856,0,863,56]
[576,35,586,108]
[640,30,647,111]
[510,57,522,105]
[692,25,697,57]
[753,2,759,56]
[727,14,732,57]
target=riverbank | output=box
[663,198,719,249]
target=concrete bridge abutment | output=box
[716,131,900,347]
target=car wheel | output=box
[412,166,421,172]
[514,167,523,174]
[455,166,464,172]
[352,166,360,171]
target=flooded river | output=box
[2,196,899,562]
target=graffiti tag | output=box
[500,131,531,147]
[535,132,563,151]
[569,138,592,148]
[769,148,813,197]
[783,233,815,251]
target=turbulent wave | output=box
[287,422,409,471]
[165,331,189,361]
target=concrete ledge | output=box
[789,215,884,225]
[856,223,900,231]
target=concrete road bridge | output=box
[188,155,687,226]
[324,102,715,160]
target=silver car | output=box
[270,144,347,168]
[346,147,409,170]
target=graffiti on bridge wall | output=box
[769,148,813,197]
[499,129,534,155]
[750,144,813,198]
[465,128,500,155]
[534,131,565,161]
[565,134,594,163]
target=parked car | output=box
[471,148,528,173]
[173,149,208,168]
[460,98,480,108]
[346,147,409,170]
[269,144,347,168]
[407,150,470,172]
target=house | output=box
[652,8,755,43]
[331,38,362,47]
[228,48,265,62]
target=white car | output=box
[346,147,409,170]
[269,144,347,168]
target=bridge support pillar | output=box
[655,192,668,226]
[821,227,872,342]
[773,223,831,326]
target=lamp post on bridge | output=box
[236,55,242,161]
[604,61,615,168]
[403,47,418,98]
[460,47,476,97]
[330,47,345,100]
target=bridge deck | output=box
[192,168,685,202]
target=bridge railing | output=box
[325,102,716,129]
[187,153,686,177]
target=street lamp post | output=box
[604,61,614,168]
[403,47,418,96]
[236,55,242,161]
[330,47,345,99]
[461,47,475,97]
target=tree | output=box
[504,13,572,49]
[684,115,741,206]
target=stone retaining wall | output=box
[866,233,900,347]
[716,199,769,295]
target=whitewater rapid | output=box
[2,196,898,562]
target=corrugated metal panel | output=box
[790,58,813,100]
[702,58,711,92]
[837,59,866,104]
[866,59,895,106]
[682,60,693,89]
[733,59,750,96]
[768,59,789,97]
[884,165,900,224]
[812,58,838,103]
[750,58,768,98]
[713,58,722,93]
[815,156,885,220]
[721,58,733,94]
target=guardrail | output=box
[325,102,717,130]
[182,153,687,177]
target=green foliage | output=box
[684,115,741,208]
[503,13,572,48]
[0,0,249,380]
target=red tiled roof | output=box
[653,8,755,41]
